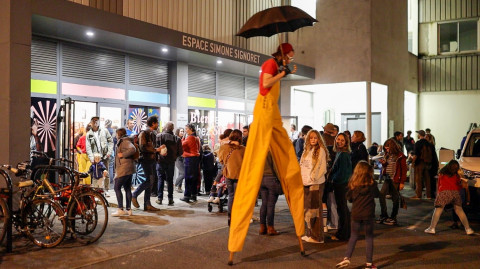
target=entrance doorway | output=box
[341,113,382,144]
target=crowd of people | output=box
[65,42,475,269]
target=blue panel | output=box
[128,90,169,104]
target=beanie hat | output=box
[272,43,294,56]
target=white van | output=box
[459,128,480,187]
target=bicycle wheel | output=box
[0,198,9,245]
[23,198,67,248]
[68,191,108,244]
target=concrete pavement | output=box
[1,185,479,269]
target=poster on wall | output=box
[188,109,217,147]
[31,97,57,155]
[128,106,148,134]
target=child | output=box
[201,145,217,197]
[336,161,380,269]
[424,159,474,235]
[89,153,108,192]
[207,175,227,204]
[300,129,328,243]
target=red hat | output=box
[272,43,294,56]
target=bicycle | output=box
[0,163,67,248]
[29,152,109,244]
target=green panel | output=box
[188,96,216,108]
[31,79,57,94]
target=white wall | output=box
[419,90,480,151]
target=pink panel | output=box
[62,83,125,100]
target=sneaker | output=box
[155,199,162,205]
[466,227,474,235]
[112,209,126,217]
[144,205,160,212]
[176,187,183,193]
[180,197,191,203]
[305,237,323,243]
[424,227,436,234]
[126,209,133,216]
[384,218,397,226]
[336,257,350,268]
[365,263,377,269]
[301,236,309,241]
[191,196,197,202]
[213,197,220,204]
[207,196,215,203]
[376,217,387,224]
[168,199,174,206]
[131,197,140,208]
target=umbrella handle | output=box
[228,251,234,266]
[298,236,306,256]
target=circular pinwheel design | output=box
[130,108,147,133]
[31,99,57,152]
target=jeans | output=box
[226,178,238,216]
[133,159,156,206]
[108,153,115,188]
[114,175,132,210]
[334,183,351,240]
[260,176,282,226]
[156,162,175,200]
[345,219,374,263]
[174,157,185,188]
[379,177,400,219]
[183,156,199,198]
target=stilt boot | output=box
[259,224,267,235]
[267,225,279,236]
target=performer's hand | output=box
[399,183,404,190]
[290,64,297,74]
[279,65,291,77]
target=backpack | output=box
[130,134,141,161]
[420,143,433,164]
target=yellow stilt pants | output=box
[228,81,305,252]
[77,153,92,185]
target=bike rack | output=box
[0,169,13,253]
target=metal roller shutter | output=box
[245,78,259,100]
[61,44,125,84]
[31,39,57,76]
[129,56,169,89]
[218,72,245,99]
[188,66,216,95]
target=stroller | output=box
[207,175,228,213]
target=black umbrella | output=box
[236,5,317,38]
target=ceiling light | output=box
[217,60,223,64]
[86,31,94,37]
[161,48,168,52]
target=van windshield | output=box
[464,133,480,157]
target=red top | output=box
[182,135,200,157]
[438,174,462,192]
[76,136,87,153]
[259,58,279,96]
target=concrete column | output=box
[169,61,189,128]
[366,81,372,147]
[0,0,31,166]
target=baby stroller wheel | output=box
[208,203,212,212]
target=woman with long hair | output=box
[330,133,352,241]
[336,161,379,269]
[376,138,407,226]
[218,129,246,226]
[300,130,328,243]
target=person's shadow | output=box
[373,241,450,268]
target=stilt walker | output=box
[228,43,305,265]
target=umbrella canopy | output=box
[236,5,318,38]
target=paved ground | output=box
[1,184,479,269]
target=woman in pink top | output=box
[424,160,474,235]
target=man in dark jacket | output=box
[412,130,434,199]
[295,125,313,161]
[155,121,183,206]
[131,116,161,211]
